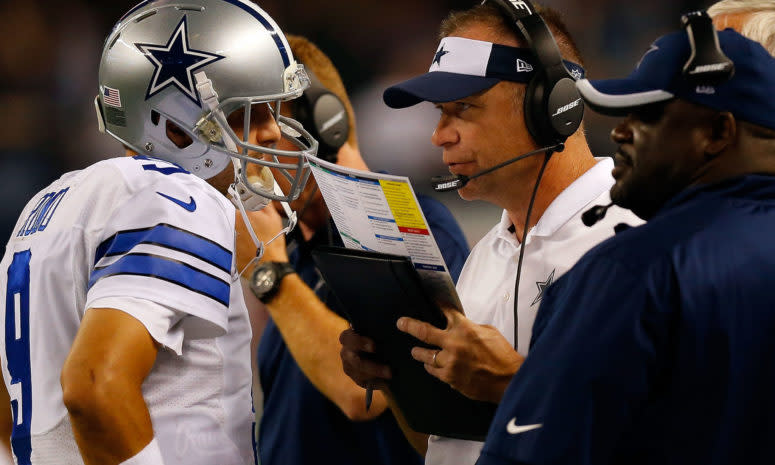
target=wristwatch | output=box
[249,261,296,303]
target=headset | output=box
[583,10,735,228]
[293,65,350,163]
[485,0,584,146]
[681,10,735,84]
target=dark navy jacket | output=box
[479,175,775,465]
[258,195,469,465]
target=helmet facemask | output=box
[192,65,317,211]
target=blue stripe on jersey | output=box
[88,253,230,306]
[95,224,232,273]
[221,0,290,67]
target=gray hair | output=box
[708,0,775,56]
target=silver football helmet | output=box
[95,0,317,206]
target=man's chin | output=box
[457,187,477,202]
[609,182,629,209]
[610,184,643,216]
[610,186,659,221]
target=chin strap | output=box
[230,181,299,281]
[274,182,298,234]
[230,183,264,280]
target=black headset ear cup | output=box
[311,94,349,155]
[546,77,583,138]
[295,66,350,162]
[524,72,584,146]
[523,73,547,145]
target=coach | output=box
[478,17,775,465]
[339,1,640,464]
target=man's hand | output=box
[397,308,523,403]
[235,203,289,272]
[339,328,392,391]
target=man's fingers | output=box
[340,346,391,378]
[339,328,392,389]
[396,316,446,347]
[340,328,376,353]
[410,346,438,366]
[411,346,449,383]
[440,306,463,326]
[340,350,392,390]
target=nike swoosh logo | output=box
[506,418,542,435]
[157,192,196,212]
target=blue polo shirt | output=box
[478,175,775,465]
[258,194,469,465]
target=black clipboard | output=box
[311,245,497,440]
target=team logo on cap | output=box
[636,44,659,69]
[570,68,583,80]
[432,45,450,67]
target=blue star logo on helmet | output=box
[135,16,225,106]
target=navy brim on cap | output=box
[577,29,775,131]
[576,78,674,116]
[384,72,501,108]
[383,36,585,109]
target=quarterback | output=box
[0,1,316,465]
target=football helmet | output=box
[95,0,317,205]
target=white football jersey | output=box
[0,156,253,465]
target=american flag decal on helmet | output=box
[103,86,122,107]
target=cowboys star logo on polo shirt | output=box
[531,268,555,306]
[135,16,225,106]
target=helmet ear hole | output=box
[151,110,161,126]
[166,120,193,149]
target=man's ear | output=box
[705,112,736,160]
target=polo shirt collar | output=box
[494,157,614,244]
[532,157,614,237]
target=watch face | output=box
[253,267,277,295]
[251,262,294,302]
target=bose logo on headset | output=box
[689,63,730,73]
[551,98,582,118]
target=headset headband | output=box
[485,0,567,81]
[484,0,584,144]
[681,10,735,84]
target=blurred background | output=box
[0,0,712,246]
